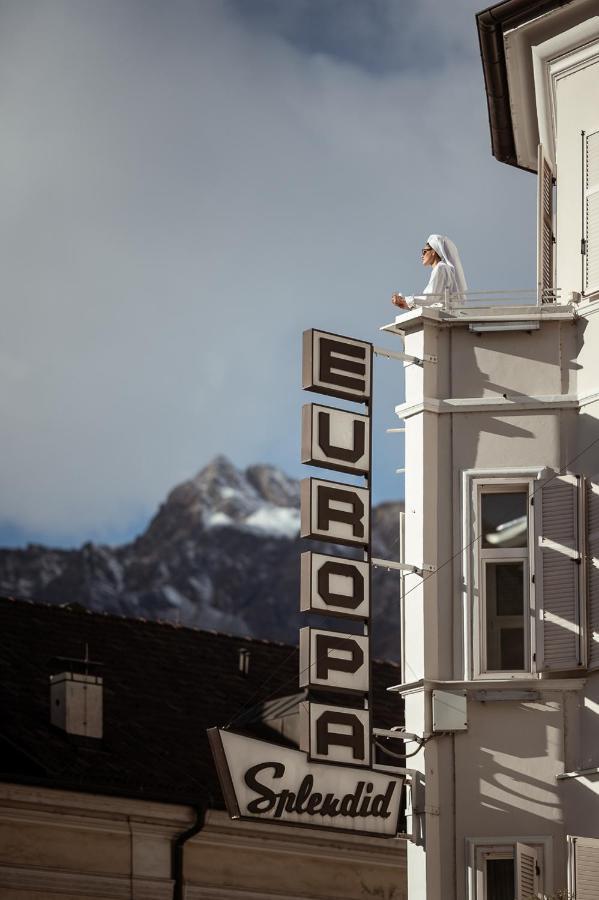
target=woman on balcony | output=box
[392,234,467,309]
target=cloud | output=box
[229,0,480,74]
[0,0,536,545]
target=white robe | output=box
[405,261,457,308]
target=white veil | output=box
[426,234,468,299]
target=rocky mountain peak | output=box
[0,456,403,659]
[245,464,300,508]
[191,455,252,500]
[142,456,301,546]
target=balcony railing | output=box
[405,288,562,309]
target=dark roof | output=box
[0,597,401,808]
[476,0,575,169]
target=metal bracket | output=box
[373,727,422,743]
[373,345,437,367]
[371,557,436,577]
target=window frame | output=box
[463,471,540,682]
[466,836,552,900]
[473,478,536,680]
[584,129,599,297]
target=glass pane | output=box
[481,491,528,549]
[485,562,525,671]
[486,858,515,900]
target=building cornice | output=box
[387,677,586,695]
[395,393,579,420]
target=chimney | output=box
[238,647,250,675]
[50,671,103,738]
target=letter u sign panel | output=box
[302,329,372,403]
[301,478,370,547]
[301,403,370,475]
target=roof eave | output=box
[476,0,575,170]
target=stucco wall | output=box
[0,783,407,900]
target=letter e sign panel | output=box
[301,478,370,547]
[300,552,370,619]
[302,403,370,475]
[300,702,371,767]
[302,329,372,403]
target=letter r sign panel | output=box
[301,403,370,475]
[302,329,372,403]
[301,478,370,548]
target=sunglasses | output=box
[421,247,433,254]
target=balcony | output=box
[381,288,578,335]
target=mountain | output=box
[0,456,403,660]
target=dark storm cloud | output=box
[229,0,479,74]
[0,0,535,545]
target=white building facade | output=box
[385,2,599,897]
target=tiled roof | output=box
[0,597,402,808]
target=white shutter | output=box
[570,836,599,899]
[516,842,540,900]
[535,473,583,671]
[584,131,599,295]
[537,143,555,303]
[587,475,599,670]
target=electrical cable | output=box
[224,645,298,729]
[374,738,429,761]
[225,431,599,730]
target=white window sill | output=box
[387,676,586,695]
[557,766,599,781]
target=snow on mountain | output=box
[244,507,300,538]
[0,456,403,659]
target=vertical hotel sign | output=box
[299,330,373,766]
[208,330,403,838]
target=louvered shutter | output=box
[535,473,584,671]
[587,475,599,670]
[537,144,555,303]
[570,836,599,899]
[584,131,599,295]
[516,842,539,900]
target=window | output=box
[568,835,599,899]
[480,488,529,673]
[467,470,589,680]
[584,130,599,296]
[537,143,555,303]
[474,480,533,678]
[485,853,514,900]
[468,838,548,900]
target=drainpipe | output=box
[172,801,207,900]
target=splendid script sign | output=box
[208,729,403,837]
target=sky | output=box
[0,0,537,548]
